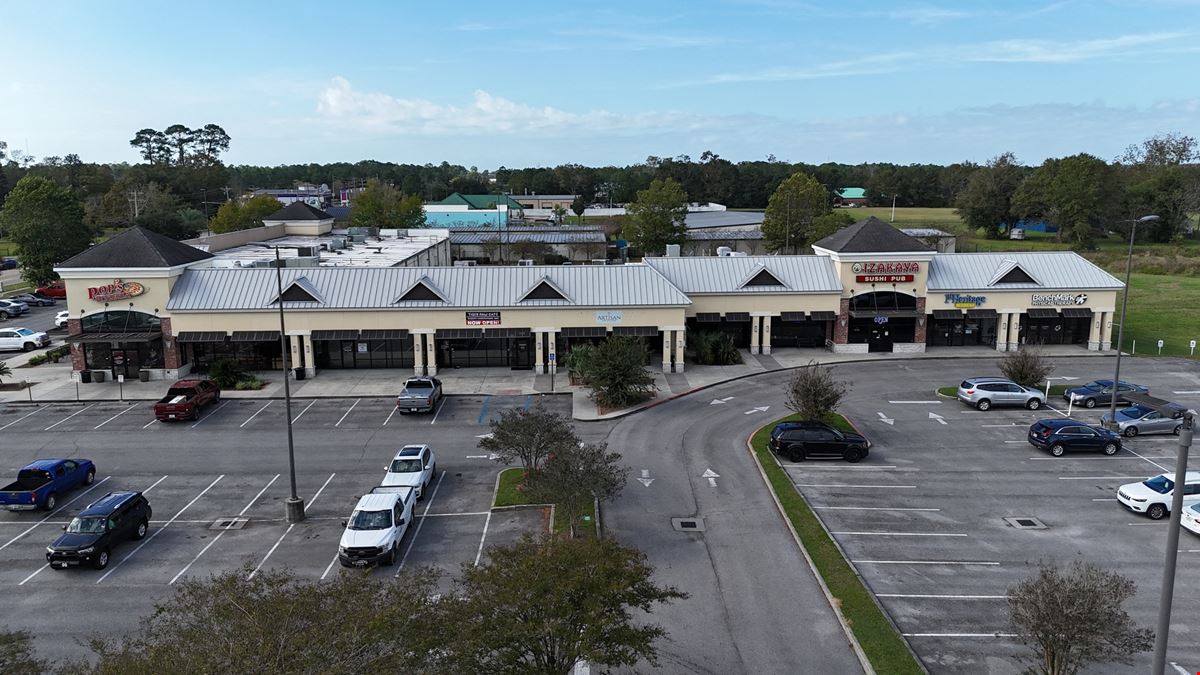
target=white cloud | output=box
[675,51,919,86]
[971,31,1189,62]
[887,7,972,23]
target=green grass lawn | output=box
[493,467,596,536]
[750,413,923,674]
[841,206,963,228]
[1118,273,1200,358]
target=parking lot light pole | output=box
[270,246,305,524]
[1151,409,1193,674]
[1106,214,1159,431]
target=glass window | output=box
[1143,476,1173,494]
[66,517,106,534]
[348,509,392,530]
[389,458,423,473]
[810,429,837,441]
[81,311,161,334]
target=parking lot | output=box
[0,394,571,662]
[792,357,1200,673]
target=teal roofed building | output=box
[834,187,868,207]
[426,193,525,229]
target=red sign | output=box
[466,311,501,326]
[851,262,920,274]
[856,274,914,283]
[87,279,146,303]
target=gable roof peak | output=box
[738,264,787,289]
[394,275,449,303]
[271,275,323,304]
[519,275,572,302]
[811,216,933,254]
[57,225,214,269]
[265,201,333,221]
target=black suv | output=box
[46,491,152,570]
[768,421,871,463]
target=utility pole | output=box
[1151,409,1194,674]
[128,191,142,219]
[891,194,898,222]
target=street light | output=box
[1152,408,1194,674]
[1105,215,1159,431]
[259,245,305,523]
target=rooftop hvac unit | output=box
[286,256,320,267]
[665,244,681,257]
[517,259,534,267]
[453,260,477,267]
[591,259,607,265]
[295,245,320,257]
[729,251,748,257]
[329,237,347,250]
[717,246,733,257]
[252,259,276,268]
[350,234,368,243]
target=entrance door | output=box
[111,348,140,380]
[509,338,533,370]
[868,321,893,352]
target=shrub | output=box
[208,358,246,389]
[234,376,263,391]
[0,360,10,383]
[26,354,47,366]
[690,331,743,365]
[999,346,1054,387]
[585,336,657,409]
[785,360,849,422]
[564,344,597,384]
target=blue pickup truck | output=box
[0,459,97,511]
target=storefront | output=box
[312,330,413,369]
[770,313,833,349]
[687,313,752,348]
[73,310,165,379]
[435,329,534,369]
[1021,308,1092,346]
[847,292,919,352]
[177,332,282,373]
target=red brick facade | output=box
[914,297,927,344]
[833,297,850,344]
[67,319,85,372]
[161,317,181,370]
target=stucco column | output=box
[1007,312,1021,350]
[749,316,761,355]
[547,331,557,374]
[996,313,1011,351]
[534,330,546,374]
[288,334,303,378]
[1087,311,1102,350]
[1101,311,1113,351]
[411,332,426,376]
[674,329,686,373]
[834,298,850,344]
[662,330,672,372]
[753,313,774,354]
[425,333,438,376]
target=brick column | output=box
[67,319,85,373]
[161,317,181,370]
[914,297,927,344]
[833,298,850,344]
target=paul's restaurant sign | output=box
[87,279,146,303]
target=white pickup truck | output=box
[337,486,415,568]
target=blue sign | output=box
[944,293,986,308]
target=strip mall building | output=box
[55,217,1123,381]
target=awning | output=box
[561,327,607,338]
[230,331,281,342]
[966,309,998,319]
[694,312,721,323]
[436,328,484,339]
[360,329,409,340]
[175,331,226,343]
[808,311,837,322]
[932,309,962,320]
[780,312,806,322]
[612,326,659,337]
[1026,309,1059,319]
[72,332,162,344]
[484,328,531,338]
[1061,308,1093,318]
[848,309,921,319]
[311,330,360,341]
[724,312,751,322]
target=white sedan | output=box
[1117,472,1200,520]
[1183,503,1200,537]
[55,310,70,329]
[381,444,436,499]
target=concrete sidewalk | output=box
[1,344,1113,418]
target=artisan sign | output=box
[944,293,987,308]
[1031,293,1088,306]
[852,261,919,284]
[87,279,146,303]
[595,310,624,325]
[465,311,501,326]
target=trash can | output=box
[79,370,92,384]
[294,368,306,381]
[93,370,107,383]
[139,369,151,383]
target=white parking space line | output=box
[169,474,279,585]
[397,470,447,573]
[291,400,316,424]
[981,423,1021,428]
[879,594,1006,599]
[1030,456,1160,461]
[420,511,491,517]
[430,398,447,425]
[0,406,44,431]
[1123,447,1170,472]
[853,560,1000,566]
[0,476,111,552]
[832,531,967,537]
[97,475,225,584]
[473,511,493,567]
[814,506,941,512]
[248,472,336,580]
[142,418,160,429]
[1003,441,1025,444]
[1057,476,1147,480]
[239,401,273,428]
[382,406,399,426]
[93,404,138,430]
[903,632,1017,638]
[335,399,360,427]
[190,400,230,428]
[1092,498,1118,501]
[44,404,95,431]
[795,484,917,489]
[888,400,941,404]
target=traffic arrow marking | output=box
[702,468,720,487]
[877,412,894,425]
[743,406,770,415]
[475,433,494,439]
[637,469,655,487]
[929,412,947,425]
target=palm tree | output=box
[0,360,11,384]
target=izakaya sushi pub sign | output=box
[852,261,919,283]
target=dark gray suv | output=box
[956,377,1045,411]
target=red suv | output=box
[35,281,66,298]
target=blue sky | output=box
[2,0,1198,168]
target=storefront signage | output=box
[595,310,624,325]
[466,311,501,326]
[856,274,913,283]
[851,262,920,274]
[87,279,146,303]
[1031,293,1088,306]
[944,293,987,308]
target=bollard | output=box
[1192,340,1197,356]
[1132,339,1136,355]
[1158,339,1164,356]
[26,380,32,402]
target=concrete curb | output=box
[0,392,574,406]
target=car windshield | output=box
[389,458,423,473]
[404,381,433,390]
[1143,476,1174,494]
[1083,381,1105,391]
[348,509,391,530]
[66,517,106,534]
[16,329,34,336]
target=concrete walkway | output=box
[0,344,1112,419]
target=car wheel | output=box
[191,408,199,421]
[133,520,148,540]
[1175,425,1182,436]
[22,342,35,352]
[1124,426,1138,438]
[844,447,864,463]
[383,542,398,566]
[976,398,992,411]
[1084,398,1096,408]
[788,449,804,462]
[43,493,57,511]
[1026,398,1041,410]
[93,549,110,570]
[84,468,95,485]
[212,392,221,403]
[1102,442,1119,456]
[1148,504,1168,520]
[1049,444,1066,457]
[0,311,8,320]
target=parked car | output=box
[34,281,66,298]
[768,421,871,463]
[54,310,70,329]
[0,327,50,352]
[396,376,443,413]
[382,445,437,499]
[1099,403,1187,437]
[1117,472,1200,520]
[956,376,1045,411]
[46,491,152,569]
[11,292,55,307]
[0,459,97,511]
[1182,503,1200,537]
[0,258,17,270]
[153,379,221,421]
[338,486,415,567]
[0,298,29,319]
[1062,379,1148,409]
[1027,419,1121,457]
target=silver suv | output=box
[956,377,1045,411]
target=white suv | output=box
[337,486,415,567]
[0,327,50,352]
[1117,472,1200,520]
[382,445,436,499]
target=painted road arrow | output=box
[743,406,770,415]
[877,412,894,425]
[929,412,947,425]
[710,396,735,405]
[475,433,494,439]
[702,468,720,487]
[637,469,655,487]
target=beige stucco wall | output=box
[928,289,1118,314]
[59,269,183,322]
[686,294,841,317]
[834,259,931,298]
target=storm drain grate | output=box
[1004,516,1047,530]
[209,517,249,531]
[671,517,706,532]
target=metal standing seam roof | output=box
[685,229,765,241]
[684,211,766,230]
[448,230,606,245]
[927,252,1124,290]
[643,256,842,294]
[166,265,692,311]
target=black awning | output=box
[1026,308,1059,319]
[175,331,226,343]
[966,309,998,319]
[694,312,721,323]
[848,309,921,319]
[724,312,751,322]
[612,326,659,337]
[932,309,962,320]
[561,327,607,338]
[485,328,532,338]
[230,331,281,342]
[360,329,409,340]
[808,311,837,322]
[780,312,806,322]
[1061,308,1093,318]
[436,328,484,339]
[73,332,162,343]
[311,330,359,341]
